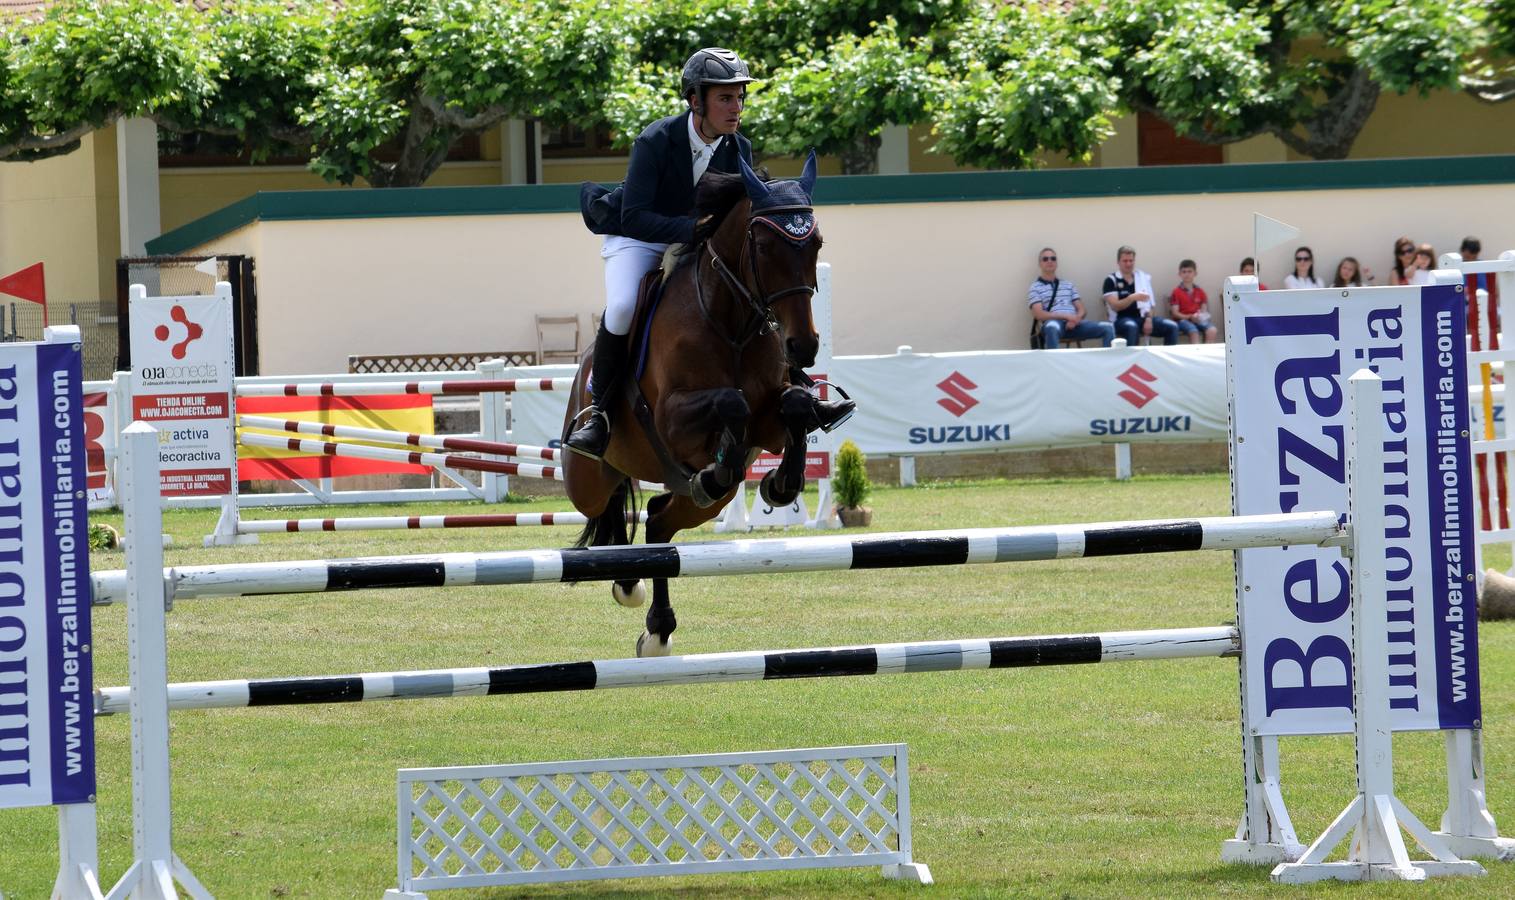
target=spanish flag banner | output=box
[237,394,434,480]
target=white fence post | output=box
[477,358,508,502]
[1272,370,1484,883]
[110,422,213,900]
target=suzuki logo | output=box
[1116,364,1159,409]
[936,371,979,417]
[153,305,204,360]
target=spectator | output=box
[1331,256,1374,287]
[1169,259,1217,344]
[1390,236,1417,285]
[1104,246,1179,347]
[1283,246,1323,289]
[1239,257,1270,291]
[1410,243,1436,285]
[1462,236,1489,292]
[1026,247,1114,349]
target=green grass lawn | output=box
[3,474,1514,898]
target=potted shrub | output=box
[833,440,872,527]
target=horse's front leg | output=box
[658,387,750,508]
[759,385,812,508]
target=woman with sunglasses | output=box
[1390,236,1417,285]
[1283,246,1322,289]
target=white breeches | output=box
[601,236,670,336]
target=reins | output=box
[693,206,818,367]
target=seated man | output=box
[1104,245,1179,347]
[1026,247,1114,349]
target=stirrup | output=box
[566,406,611,460]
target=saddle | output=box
[612,250,715,500]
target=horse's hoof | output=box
[636,631,672,658]
[612,580,646,608]
[759,471,801,509]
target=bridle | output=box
[694,204,819,358]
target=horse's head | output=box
[702,151,822,370]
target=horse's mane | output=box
[693,168,769,236]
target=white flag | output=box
[1253,214,1299,253]
[193,257,219,277]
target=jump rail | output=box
[235,511,647,534]
[235,377,574,397]
[92,511,1344,605]
[94,626,1240,714]
[237,414,559,461]
[239,431,560,479]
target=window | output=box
[541,122,626,159]
[158,129,483,167]
[1136,111,1223,167]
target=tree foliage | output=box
[929,2,1120,169]
[0,0,1509,183]
[1,0,213,160]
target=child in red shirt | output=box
[1170,260,1218,344]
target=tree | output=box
[601,0,968,174]
[303,0,618,186]
[0,0,213,161]
[1080,0,1483,161]
[1,0,620,186]
[1464,0,1515,102]
[928,2,1121,169]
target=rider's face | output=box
[695,87,745,135]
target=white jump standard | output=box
[90,511,1343,605]
[93,626,1241,713]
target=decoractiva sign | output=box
[128,283,237,497]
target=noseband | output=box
[696,205,818,354]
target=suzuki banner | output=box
[1227,278,1478,736]
[831,344,1227,454]
[0,330,94,810]
[128,283,237,497]
[508,348,1228,455]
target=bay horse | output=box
[562,152,823,657]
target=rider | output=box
[568,47,852,460]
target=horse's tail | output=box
[572,477,640,549]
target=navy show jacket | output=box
[580,111,755,245]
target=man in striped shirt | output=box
[1027,248,1114,349]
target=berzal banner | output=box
[0,333,94,810]
[1227,279,1478,736]
[128,283,237,497]
[827,345,1227,455]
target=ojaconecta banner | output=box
[128,283,237,497]
[1227,278,1478,736]
[0,333,94,809]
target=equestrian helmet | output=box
[680,48,755,101]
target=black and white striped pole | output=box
[90,512,1345,606]
[94,626,1241,714]
[1272,370,1484,883]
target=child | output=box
[1169,260,1218,344]
[1238,257,1269,291]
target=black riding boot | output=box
[789,367,856,433]
[809,396,856,432]
[566,324,629,460]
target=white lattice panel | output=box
[390,744,928,894]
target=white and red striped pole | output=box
[237,414,558,460]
